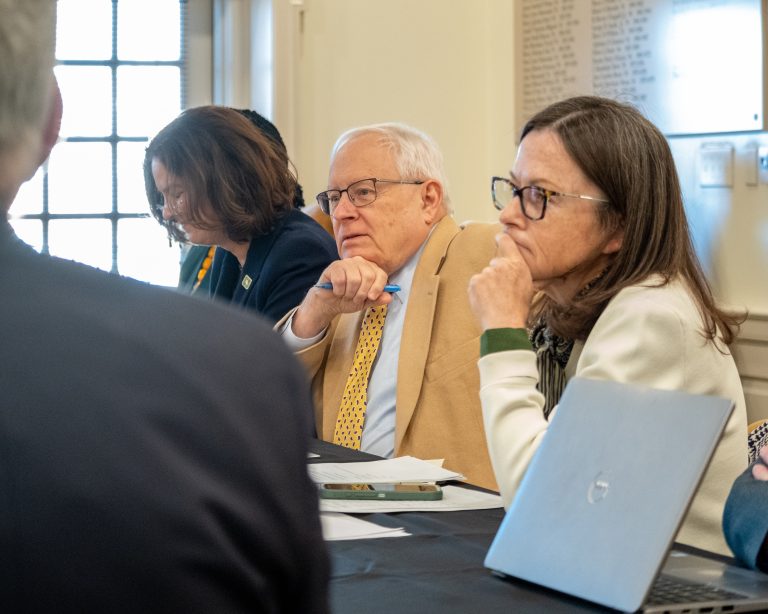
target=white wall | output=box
[207,0,767,415]
[187,0,214,108]
[274,1,767,310]
[211,0,766,311]
[671,133,768,422]
[670,134,768,313]
[280,0,516,224]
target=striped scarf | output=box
[530,268,609,418]
[530,320,573,419]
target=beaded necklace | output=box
[192,245,216,292]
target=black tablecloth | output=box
[310,440,615,613]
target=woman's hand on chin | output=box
[468,232,535,331]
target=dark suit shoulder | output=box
[252,210,338,321]
[0,243,329,612]
[271,208,338,256]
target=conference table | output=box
[309,439,732,614]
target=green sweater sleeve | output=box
[480,328,532,356]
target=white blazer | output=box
[479,276,747,555]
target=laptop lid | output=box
[484,377,734,613]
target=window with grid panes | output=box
[9,0,187,286]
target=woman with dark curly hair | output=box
[145,105,337,322]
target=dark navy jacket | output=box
[0,220,330,612]
[209,208,338,323]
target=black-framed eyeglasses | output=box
[491,176,609,221]
[316,177,424,215]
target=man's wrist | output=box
[280,310,327,350]
[290,300,333,339]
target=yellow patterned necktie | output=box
[333,305,388,449]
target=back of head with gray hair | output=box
[0,0,57,154]
[331,122,452,211]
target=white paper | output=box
[308,456,465,485]
[423,458,444,467]
[318,485,503,514]
[320,512,411,541]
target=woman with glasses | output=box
[145,106,337,322]
[468,96,747,555]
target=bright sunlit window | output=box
[9,0,186,286]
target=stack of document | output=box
[320,512,410,541]
[309,455,503,514]
[307,455,465,485]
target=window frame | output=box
[14,0,189,276]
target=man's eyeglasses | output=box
[316,177,424,215]
[491,176,609,221]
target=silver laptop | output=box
[485,377,768,613]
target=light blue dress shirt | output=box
[281,241,427,458]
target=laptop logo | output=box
[587,472,610,504]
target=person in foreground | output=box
[468,95,747,554]
[146,105,337,322]
[278,122,499,489]
[723,445,768,571]
[0,2,329,610]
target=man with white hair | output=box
[0,2,328,610]
[280,123,499,489]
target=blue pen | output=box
[314,282,401,293]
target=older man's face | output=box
[328,134,435,274]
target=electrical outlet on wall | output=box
[759,146,768,184]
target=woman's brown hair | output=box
[523,96,743,344]
[144,105,297,243]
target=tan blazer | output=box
[287,216,500,490]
